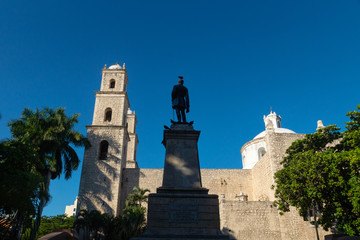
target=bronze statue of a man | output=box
[172,76,189,123]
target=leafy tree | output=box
[273,105,360,236]
[36,214,74,238]
[0,140,47,240]
[7,107,89,240]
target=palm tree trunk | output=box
[30,169,51,240]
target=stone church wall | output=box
[121,168,163,212]
[251,152,273,201]
[201,169,253,201]
[220,200,282,239]
[266,133,305,175]
[121,168,253,211]
[277,206,329,240]
[219,200,329,240]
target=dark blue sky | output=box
[1,0,359,216]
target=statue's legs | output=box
[176,108,182,122]
[175,108,187,123]
[181,109,186,123]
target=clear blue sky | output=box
[1,0,360,216]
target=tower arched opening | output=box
[104,108,112,122]
[110,79,116,88]
[99,140,109,160]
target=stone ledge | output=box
[86,125,127,129]
[149,192,219,199]
[95,91,126,94]
[157,188,209,194]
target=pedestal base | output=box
[134,191,228,240]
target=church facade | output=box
[78,63,328,240]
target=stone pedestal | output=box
[133,123,228,240]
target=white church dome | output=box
[253,128,296,139]
[108,63,122,69]
[241,111,296,169]
[253,111,295,139]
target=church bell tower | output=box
[77,62,138,216]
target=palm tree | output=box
[125,186,150,207]
[8,107,89,240]
[120,186,149,240]
[120,206,146,240]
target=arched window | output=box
[258,147,266,160]
[99,140,109,160]
[104,108,112,122]
[110,79,115,89]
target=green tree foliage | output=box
[125,186,150,207]
[119,205,146,240]
[0,140,47,240]
[273,105,360,236]
[8,107,90,180]
[119,186,149,239]
[0,141,41,215]
[101,213,121,240]
[36,215,74,238]
[75,210,105,240]
[0,107,89,240]
[75,186,149,240]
